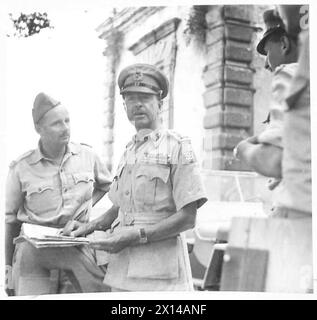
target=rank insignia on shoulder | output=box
[180,139,196,164]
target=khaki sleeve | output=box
[93,152,112,192]
[5,165,23,224]
[107,179,119,207]
[171,139,208,212]
[107,160,125,208]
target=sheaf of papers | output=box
[13,223,90,249]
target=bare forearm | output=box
[5,223,21,266]
[236,141,282,178]
[145,202,197,243]
[90,205,119,232]
[92,188,107,206]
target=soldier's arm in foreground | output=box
[88,202,197,253]
[235,137,282,178]
[62,204,119,237]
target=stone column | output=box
[202,5,257,171]
[101,60,115,172]
[101,28,124,172]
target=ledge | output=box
[128,17,181,55]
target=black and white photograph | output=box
[0,0,315,300]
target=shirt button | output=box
[64,188,68,192]
[125,190,130,196]
[128,170,132,174]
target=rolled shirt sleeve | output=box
[171,139,208,212]
[93,152,112,193]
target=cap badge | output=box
[134,71,143,86]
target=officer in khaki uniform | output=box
[5,92,112,295]
[234,10,299,216]
[63,63,208,291]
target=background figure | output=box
[63,63,208,291]
[274,5,311,218]
[5,92,112,296]
[234,9,298,216]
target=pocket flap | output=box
[27,184,54,195]
[73,172,95,184]
[127,237,179,280]
[136,165,170,183]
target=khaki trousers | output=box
[12,241,109,296]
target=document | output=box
[13,223,90,248]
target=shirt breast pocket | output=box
[26,183,57,213]
[72,172,95,199]
[135,165,170,205]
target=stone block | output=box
[206,25,224,46]
[224,65,253,85]
[206,41,225,66]
[203,107,223,129]
[206,6,224,26]
[224,110,251,128]
[225,24,253,43]
[223,5,252,23]
[204,65,253,88]
[224,87,253,107]
[203,107,251,129]
[203,65,223,88]
[203,87,223,108]
[225,41,253,63]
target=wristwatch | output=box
[138,228,148,244]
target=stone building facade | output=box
[96,5,273,204]
[97,5,271,168]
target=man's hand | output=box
[5,265,14,296]
[89,228,139,253]
[62,221,93,237]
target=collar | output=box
[29,141,79,164]
[129,128,164,149]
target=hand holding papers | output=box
[14,223,90,248]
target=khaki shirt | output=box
[105,128,207,291]
[5,142,112,227]
[277,30,311,214]
[108,128,207,215]
[258,63,298,148]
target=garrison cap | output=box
[32,92,61,124]
[256,9,287,56]
[118,63,169,99]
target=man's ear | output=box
[158,99,163,111]
[281,35,291,55]
[34,122,41,135]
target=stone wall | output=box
[202,5,259,171]
[97,5,272,172]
